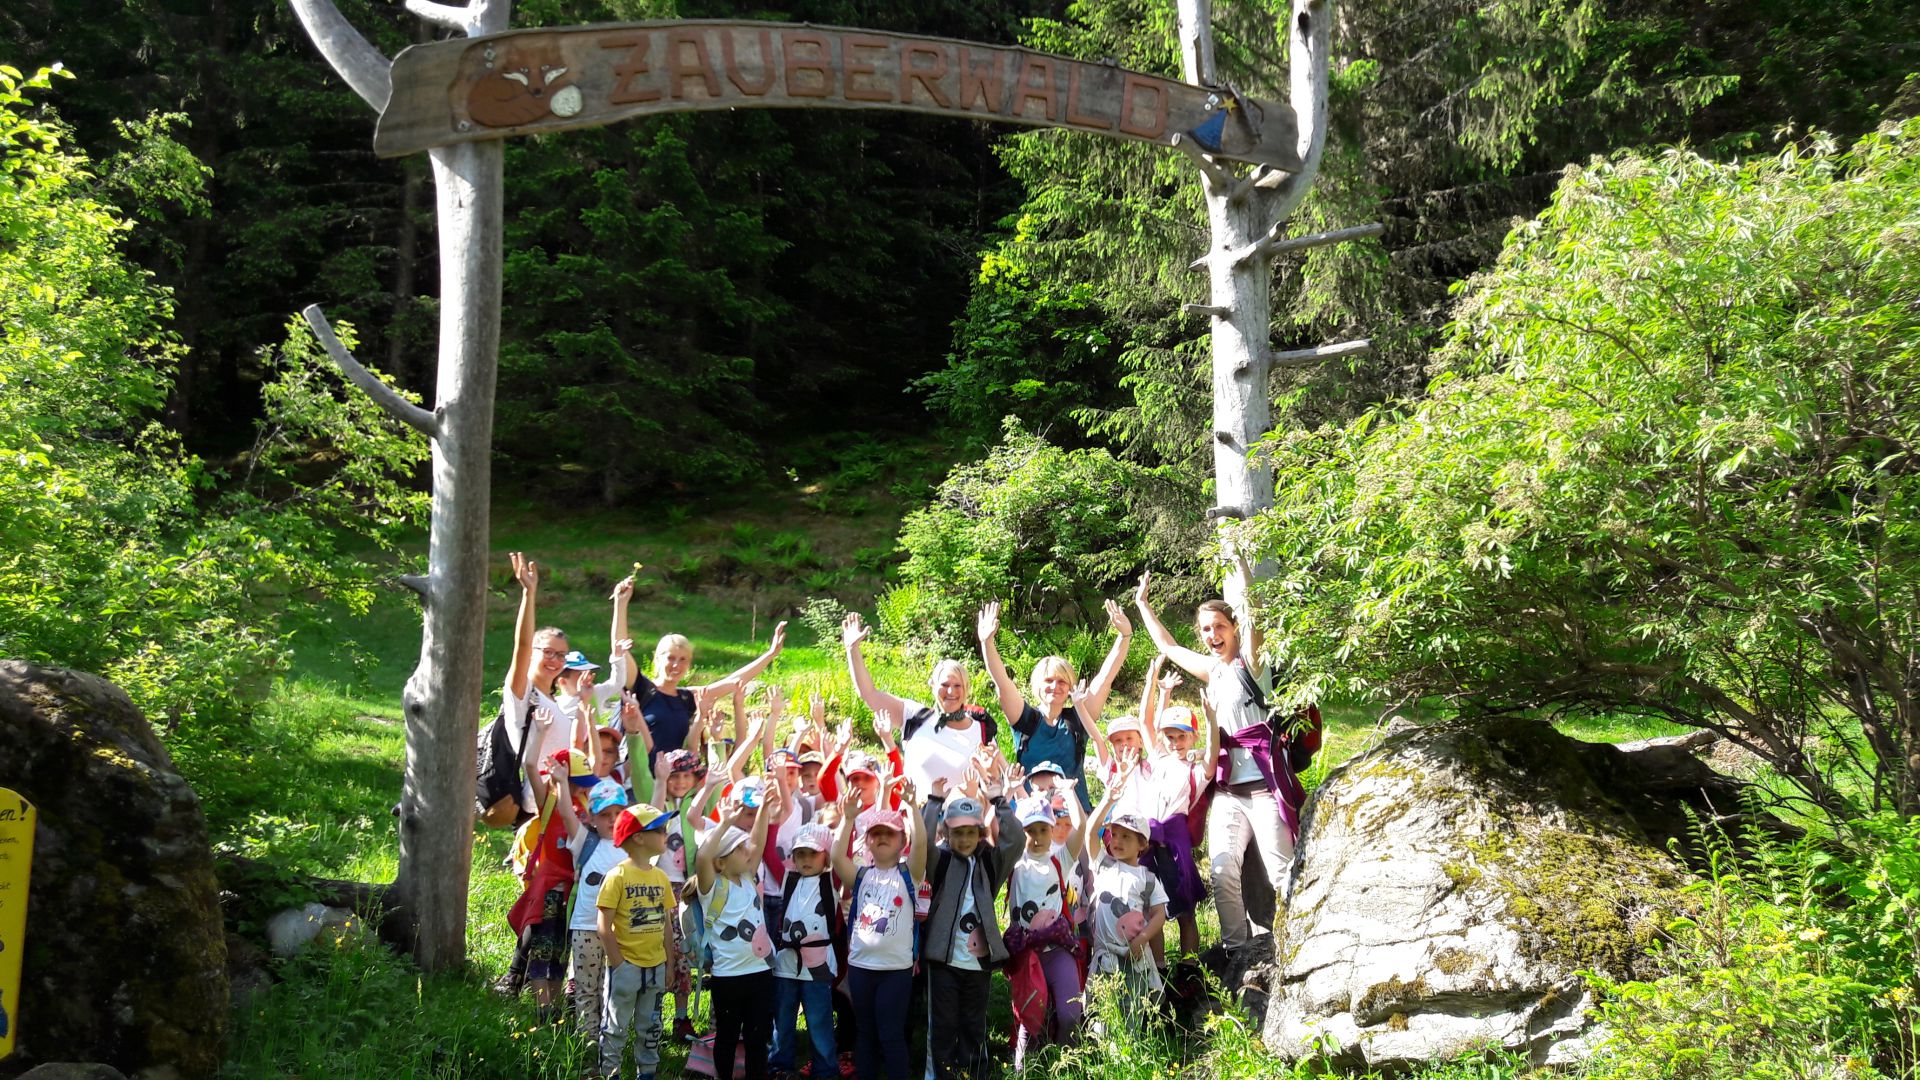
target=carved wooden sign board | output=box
[376,20,1302,170]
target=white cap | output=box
[1015,797,1054,831]
[791,823,833,853]
[714,826,752,859]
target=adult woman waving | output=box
[1132,570,1304,955]
[977,598,1132,810]
[628,621,789,772]
[841,611,996,798]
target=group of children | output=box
[491,553,1319,1080]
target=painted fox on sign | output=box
[467,39,583,126]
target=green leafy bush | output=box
[0,67,426,729]
[1253,118,1920,818]
[892,420,1146,656]
[1583,813,1920,1079]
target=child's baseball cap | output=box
[1158,706,1197,733]
[587,779,630,815]
[546,749,598,788]
[1027,761,1066,780]
[792,823,834,853]
[663,749,708,780]
[1104,812,1151,842]
[942,796,986,829]
[798,751,826,769]
[769,747,801,771]
[611,803,678,846]
[713,826,753,859]
[1016,798,1054,831]
[857,807,906,835]
[562,651,601,671]
[1104,715,1145,741]
[845,751,881,779]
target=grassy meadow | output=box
[189,468,1682,1080]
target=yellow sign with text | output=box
[0,787,34,1060]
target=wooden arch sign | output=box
[376,20,1302,170]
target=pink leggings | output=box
[1012,948,1084,1068]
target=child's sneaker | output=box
[491,972,524,998]
[672,1017,699,1043]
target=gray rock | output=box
[1262,717,1727,1071]
[264,902,359,957]
[18,1065,132,1080]
[0,662,228,1079]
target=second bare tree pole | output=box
[1176,0,1336,614]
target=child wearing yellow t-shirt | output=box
[596,803,679,1080]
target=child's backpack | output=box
[777,870,844,980]
[476,700,534,828]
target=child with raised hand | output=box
[920,760,1022,1080]
[597,802,681,1080]
[1139,656,1216,961]
[646,704,763,1042]
[833,768,927,1080]
[1005,766,1088,1069]
[562,778,635,1039]
[696,777,783,1080]
[1082,763,1168,1023]
[514,707,603,1023]
[769,821,839,1080]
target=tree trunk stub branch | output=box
[300,305,439,437]
[1271,338,1372,368]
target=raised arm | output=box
[761,687,782,764]
[1082,765,1127,857]
[505,552,540,700]
[1133,571,1215,680]
[1073,679,1112,773]
[843,613,913,730]
[903,779,927,881]
[610,574,641,690]
[1060,776,1087,861]
[1232,546,1263,667]
[1142,656,1167,756]
[1200,693,1221,772]
[746,781,781,865]
[619,692,654,803]
[693,795,733,894]
[720,709,766,783]
[986,766,1021,886]
[731,681,749,748]
[975,602,1026,723]
[831,786,860,887]
[699,621,790,700]
[1078,599,1134,719]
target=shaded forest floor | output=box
[184,461,1683,1079]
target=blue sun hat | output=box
[563,651,601,671]
[588,779,630,815]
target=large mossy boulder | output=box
[0,662,227,1080]
[1261,716,1742,1071]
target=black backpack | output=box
[476,700,534,828]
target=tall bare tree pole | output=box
[1175,0,1371,611]
[289,0,510,971]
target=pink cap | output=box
[858,807,906,835]
[791,823,834,853]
